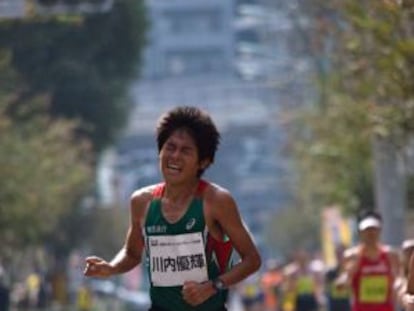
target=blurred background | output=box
[0,0,413,310]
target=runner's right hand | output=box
[84,256,115,277]
[334,273,349,290]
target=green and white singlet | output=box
[143,180,233,311]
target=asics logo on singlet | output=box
[186,218,196,230]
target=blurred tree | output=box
[264,206,321,257]
[46,201,129,261]
[0,49,92,260]
[83,205,129,260]
[0,0,148,151]
[286,0,414,215]
[289,95,374,214]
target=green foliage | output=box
[287,0,414,215]
[341,0,414,106]
[0,1,148,264]
[291,95,374,213]
[0,53,93,257]
[0,0,148,151]
[83,205,129,260]
[0,98,93,251]
[265,206,321,257]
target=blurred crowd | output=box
[0,268,94,311]
[1,240,414,311]
[235,238,414,311]
[0,250,99,311]
[235,249,337,311]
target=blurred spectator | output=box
[26,271,41,308]
[402,240,414,277]
[261,259,283,311]
[37,273,52,309]
[11,282,28,309]
[0,265,10,311]
[77,281,93,311]
[51,268,68,305]
[282,249,325,311]
[240,274,265,311]
[396,239,414,310]
[68,251,84,304]
[325,245,350,311]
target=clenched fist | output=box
[84,256,116,278]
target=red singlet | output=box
[351,247,394,311]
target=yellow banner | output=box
[321,206,353,267]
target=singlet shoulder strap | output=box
[151,182,165,198]
[151,180,208,198]
[379,245,393,263]
[195,179,209,197]
[380,244,391,253]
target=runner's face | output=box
[360,227,380,244]
[159,129,204,183]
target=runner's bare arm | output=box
[84,188,150,277]
[182,189,261,306]
[182,186,261,307]
[210,189,262,287]
[386,247,403,304]
[402,253,414,311]
[335,247,358,287]
[390,248,402,278]
[407,253,414,295]
[109,191,148,272]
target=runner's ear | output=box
[200,159,210,170]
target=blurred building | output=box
[0,0,113,19]
[234,0,315,105]
[0,0,26,18]
[140,0,235,79]
[32,0,113,16]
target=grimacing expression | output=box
[159,129,209,182]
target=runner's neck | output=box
[163,179,200,206]
[361,243,382,259]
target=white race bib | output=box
[148,232,208,286]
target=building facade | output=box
[141,0,235,79]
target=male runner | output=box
[83,106,261,311]
[336,210,400,311]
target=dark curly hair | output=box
[156,106,220,176]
